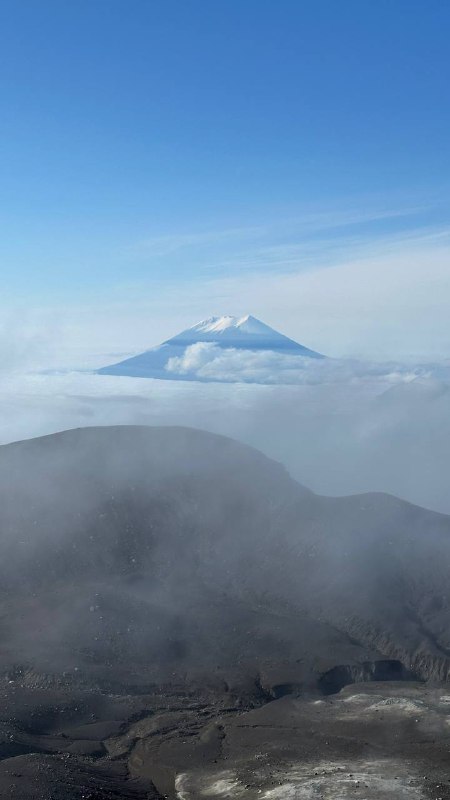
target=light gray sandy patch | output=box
[176,770,247,799]
[366,697,425,714]
[263,760,423,799]
[175,760,423,800]
[342,693,381,704]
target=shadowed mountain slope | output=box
[0,425,449,688]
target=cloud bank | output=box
[0,361,448,517]
[165,341,445,386]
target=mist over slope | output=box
[1,425,450,689]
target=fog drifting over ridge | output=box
[1,358,449,516]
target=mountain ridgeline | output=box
[0,425,450,690]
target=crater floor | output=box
[1,678,450,799]
[165,683,450,800]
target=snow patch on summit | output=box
[164,314,320,354]
[189,315,276,336]
[192,315,255,333]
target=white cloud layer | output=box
[165,342,446,386]
[165,342,318,383]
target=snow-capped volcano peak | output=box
[193,314,253,333]
[98,313,324,382]
[188,314,277,336]
[165,314,315,351]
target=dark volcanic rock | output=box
[0,752,155,798]
[0,425,449,797]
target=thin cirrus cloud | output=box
[129,203,428,264]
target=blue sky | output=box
[0,0,449,357]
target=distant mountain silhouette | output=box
[97,315,324,381]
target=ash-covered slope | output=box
[97,315,324,381]
[0,425,449,688]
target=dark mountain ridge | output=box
[0,425,449,689]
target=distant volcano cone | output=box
[97,314,325,382]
